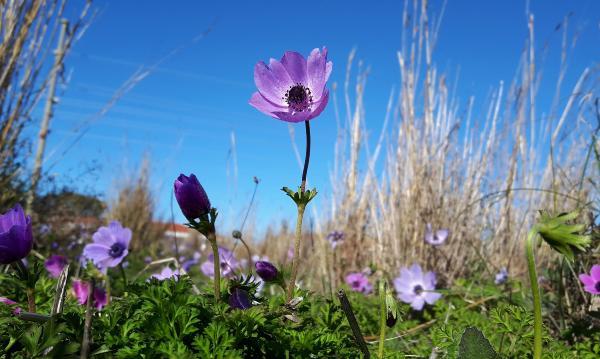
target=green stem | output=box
[378,281,386,358]
[119,264,128,287]
[208,232,221,302]
[105,274,111,305]
[286,204,306,301]
[525,228,542,359]
[26,288,36,313]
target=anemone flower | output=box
[579,265,600,295]
[174,173,211,221]
[255,261,279,282]
[229,288,252,310]
[326,230,345,249]
[150,266,180,281]
[201,247,238,278]
[495,267,508,285]
[393,263,441,311]
[72,280,107,310]
[0,204,33,265]
[45,255,68,278]
[345,272,373,294]
[82,221,131,273]
[424,223,449,246]
[250,47,332,123]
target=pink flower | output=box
[72,280,107,310]
[45,255,68,278]
[0,296,22,315]
[579,264,600,295]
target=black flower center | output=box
[109,243,125,258]
[352,280,361,288]
[596,282,600,292]
[284,83,313,112]
[413,284,424,295]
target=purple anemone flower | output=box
[150,266,180,281]
[0,204,33,265]
[250,47,332,123]
[201,247,238,278]
[345,272,373,294]
[182,251,201,272]
[82,221,131,272]
[326,230,345,249]
[255,261,279,282]
[579,264,600,295]
[229,288,252,310]
[45,255,68,278]
[495,267,508,285]
[424,223,449,246]
[393,263,442,311]
[174,173,211,221]
[72,280,107,310]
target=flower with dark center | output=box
[45,255,68,278]
[393,263,441,311]
[249,48,332,123]
[82,221,131,273]
[345,272,372,294]
[424,223,449,246]
[579,265,600,295]
[0,204,33,265]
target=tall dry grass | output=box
[258,0,599,291]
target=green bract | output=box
[536,210,591,261]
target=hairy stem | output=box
[286,204,306,301]
[378,281,386,358]
[208,232,221,302]
[525,228,542,359]
[26,288,36,313]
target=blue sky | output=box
[33,0,599,233]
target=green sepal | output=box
[281,186,318,207]
[384,283,400,328]
[536,209,591,262]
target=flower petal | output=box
[398,292,416,304]
[307,47,330,100]
[249,92,287,118]
[254,61,292,105]
[423,291,442,304]
[579,274,595,287]
[411,297,425,311]
[281,51,307,85]
[591,265,600,281]
[271,109,312,123]
[306,88,330,121]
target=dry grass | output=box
[259,0,599,292]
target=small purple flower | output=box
[150,266,180,281]
[182,251,201,272]
[0,296,21,315]
[0,204,33,264]
[394,263,442,311]
[174,173,211,221]
[229,288,252,310]
[250,47,332,123]
[144,256,153,264]
[424,223,449,246]
[50,241,59,250]
[45,255,68,278]
[72,280,107,310]
[326,231,345,249]
[579,264,600,295]
[255,261,279,282]
[345,272,373,294]
[495,267,508,285]
[201,247,238,278]
[82,221,131,272]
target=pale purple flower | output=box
[579,264,600,295]
[72,280,107,310]
[144,256,153,264]
[0,204,33,264]
[45,255,68,278]
[394,263,442,311]
[250,47,332,123]
[326,231,345,249]
[201,247,239,278]
[495,267,508,285]
[182,251,201,271]
[82,221,131,272]
[150,266,180,281]
[345,272,373,294]
[424,223,449,246]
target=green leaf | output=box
[458,327,498,359]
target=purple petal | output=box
[306,47,330,100]
[411,297,425,311]
[271,109,312,123]
[280,51,307,85]
[409,263,423,279]
[0,204,27,232]
[254,61,293,105]
[249,92,286,117]
[579,274,595,287]
[398,292,416,304]
[423,271,437,289]
[305,88,330,121]
[423,291,442,304]
[584,285,600,295]
[92,227,116,247]
[591,265,600,281]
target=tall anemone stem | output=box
[286,120,311,302]
[525,228,542,359]
[208,230,221,302]
[378,280,387,358]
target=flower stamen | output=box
[284,83,313,112]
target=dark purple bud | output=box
[174,173,211,221]
[229,288,252,310]
[255,260,278,281]
[386,312,398,327]
[0,204,33,264]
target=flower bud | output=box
[232,230,242,239]
[228,288,251,310]
[255,260,278,281]
[173,174,211,221]
[0,204,33,265]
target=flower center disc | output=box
[285,84,312,112]
[413,284,424,295]
[109,243,125,258]
[596,281,600,292]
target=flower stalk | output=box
[525,228,542,359]
[378,280,386,358]
[287,203,306,301]
[207,231,221,301]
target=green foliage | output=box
[457,327,498,359]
